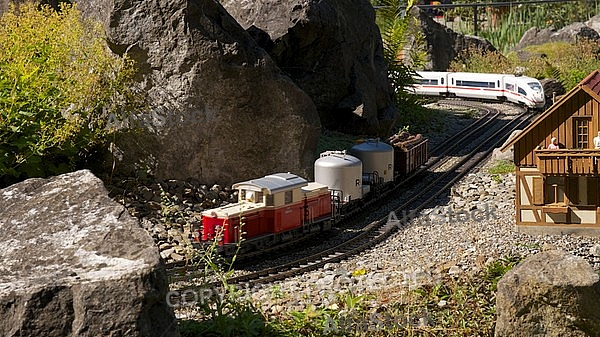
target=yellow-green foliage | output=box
[450,40,600,92]
[509,41,600,90]
[0,2,135,186]
[449,48,513,74]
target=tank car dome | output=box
[350,139,393,153]
[314,151,363,202]
[349,139,394,183]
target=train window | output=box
[456,80,495,88]
[528,82,542,92]
[284,191,293,204]
[441,78,444,85]
[505,83,514,91]
[518,87,526,95]
[497,80,500,87]
[416,78,438,85]
[266,194,274,206]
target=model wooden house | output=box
[501,70,600,235]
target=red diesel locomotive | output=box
[199,137,429,253]
[200,173,332,253]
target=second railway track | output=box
[169,101,534,291]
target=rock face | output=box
[515,15,600,50]
[219,0,395,133]
[540,77,566,104]
[0,170,178,337]
[73,0,321,185]
[417,8,496,71]
[495,250,600,337]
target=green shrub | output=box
[451,39,600,94]
[0,2,135,186]
[449,48,513,74]
[487,160,515,175]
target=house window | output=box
[574,118,590,149]
[545,176,565,204]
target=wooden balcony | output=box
[535,149,600,175]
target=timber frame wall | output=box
[502,70,600,235]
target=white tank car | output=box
[348,139,394,184]
[314,151,363,203]
[413,71,545,109]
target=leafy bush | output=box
[0,2,135,187]
[487,160,515,175]
[449,48,513,74]
[511,40,600,90]
[450,39,600,93]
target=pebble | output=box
[104,104,600,321]
[104,176,232,266]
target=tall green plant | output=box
[372,0,425,107]
[0,2,135,186]
[448,0,600,54]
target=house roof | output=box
[500,70,600,152]
[232,172,307,194]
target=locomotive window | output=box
[456,80,495,88]
[518,87,526,95]
[266,194,274,206]
[574,118,590,149]
[505,83,514,91]
[441,78,444,85]
[284,191,293,204]
[497,80,500,87]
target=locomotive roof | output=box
[232,172,308,194]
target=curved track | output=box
[169,101,532,290]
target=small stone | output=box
[160,248,174,260]
[437,300,447,307]
[448,265,462,276]
[170,252,185,262]
[589,244,600,257]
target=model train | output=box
[197,137,429,253]
[412,71,545,109]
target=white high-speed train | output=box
[412,71,545,109]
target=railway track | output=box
[169,101,530,290]
[167,103,497,272]
[223,110,530,286]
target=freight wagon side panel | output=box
[394,139,429,176]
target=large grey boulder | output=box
[73,0,321,185]
[515,20,600,51]
[0,170,178,337]
[495,250,600,337]
[417,8,496,71]
[220,0,395,133]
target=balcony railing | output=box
[535,149,600,175]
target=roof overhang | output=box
[232,172,307,194]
